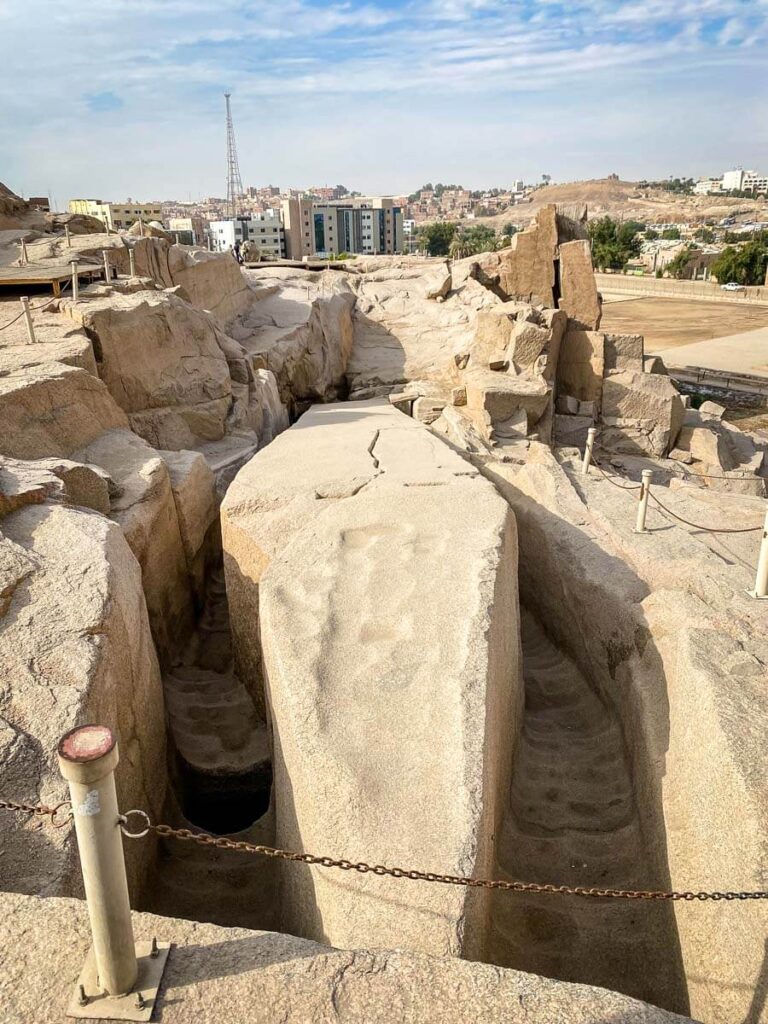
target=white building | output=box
[209,210,285,258]
[693,178,722,196]
[721,169,768,193]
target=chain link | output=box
[4,799,768,902]
[591,458,642,492]
[0,798,72,828]
[646,491,764,534]
[147,823,768,904]
[591,459,763,534]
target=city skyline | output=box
[2,0,767,201]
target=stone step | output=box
[164,665,269,775]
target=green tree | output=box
[645,227,659,241]
[694,227,715,244]
[666,246,696,279]
[448,224,498,258]
[501,222,518,238]
[588,216,641,271]
[661,227,681,240]
[711,242,768,285]
[419,221,458,256]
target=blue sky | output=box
[1,0,767,203]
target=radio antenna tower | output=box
[224,92,244,220]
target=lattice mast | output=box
[224,93,244,220]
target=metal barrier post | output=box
[58,724,169,1020]
[207,235,212,251]
[102,249,111,282]
[70,259,80,302]
[582,427,596,476]
[128,248,136,278]
[65,223,72,248]
[634,470,653,534]
[59,725,137,996]
[20,297,35,344]
[750,508,768,599]
[20,238,28,265]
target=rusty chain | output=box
[4,801,768,902]
[646,491,764,534]
[591,459,763,534]
[140,821,768,904]
[0,798,72,827]
[591,458,642,492]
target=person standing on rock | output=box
[233,241,244,265]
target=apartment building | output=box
[695,169,768,195]
[168,216,207,245]
[693,178,723,195]
[209,211,285,258]
[282,196,403,259]
[68,199,163,230]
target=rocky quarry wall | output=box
[0,193,766,1024]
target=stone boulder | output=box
[421,262,452,300]
[233,280,355,413]
[46,211,107,235]
[601,371,685,456]
[474,205,558,305]
[62,291,234,450]
[676,422,736,470]
[464,369,552,441]
[0,362,128,460]
[127,220,172,241]
[33,457,113,514]
[344,262,500,395]
[556,330,605,405]
[558,239,601,330]
[471,306,563,381]
[224,400,521,958]
[0,465,165,899]
[1,891,695,1024]
[75,429,195,667]
[108,239,256,324]
[604,333,644,373]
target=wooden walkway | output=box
[0,263,102,296]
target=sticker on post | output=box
[75,790,101,816]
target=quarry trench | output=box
[140,419,688,1017]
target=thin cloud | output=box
[0,0,766,198]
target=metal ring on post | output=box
[50,800,73,828]
[118,809,151,839]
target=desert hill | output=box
[478,177,768,229]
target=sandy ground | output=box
[600,297,768,351]
[653,327,768,376]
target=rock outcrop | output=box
[232,267,356,414]
[0,459,165,899]
[223,399,521,958]
[63,291,235,450]
[1,891,694,1024]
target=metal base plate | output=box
[747,589,768,600]
[67,940,170,1021]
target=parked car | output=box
[721,281,746,291]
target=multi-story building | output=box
[698,169,768,195]
[693,178,723,195]
[68,199,163,231]
[308,185,349,202]
[209,211,285,258]
[168,216,207,245]
[282,196,403,259]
